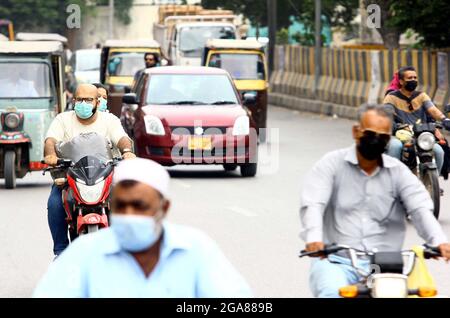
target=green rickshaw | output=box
[0,41,66,189]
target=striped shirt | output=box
[383,90,434,125]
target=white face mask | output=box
[110,212,163,252]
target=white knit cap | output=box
[113,158,170,198]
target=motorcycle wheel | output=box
[4,150,16,189]
[422,169,440,219]
[87,224,99,233]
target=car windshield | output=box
[146,74,238,105]
[0,62,52,98]
[209,53,266,80]
[75,50,100,72]
[107,51,145,76]
[179,26,236,57]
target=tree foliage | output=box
[364,0,450,48]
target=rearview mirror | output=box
[123,93,138,105]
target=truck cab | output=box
[170,22,237,66]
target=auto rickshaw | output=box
[0,41,66,189]
[203,39,269,141]
[100,39,164,117]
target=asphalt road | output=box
[0,105,449,297]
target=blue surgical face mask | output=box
[98,97,108,112]
[74,101,95,119]
[110,214,163,252]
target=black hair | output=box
[398,66,416,80]
[144,52,159,63]
[93,83,109,94]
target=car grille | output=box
[170,126,229,135]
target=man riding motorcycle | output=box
[383,66,450,174]
[299,104,450,298]
[44,83,136,257]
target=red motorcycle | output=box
[44,156,120,239]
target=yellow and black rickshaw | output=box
[203,39,268,141]
[100,39,164,117]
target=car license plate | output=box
[188,136,212,150]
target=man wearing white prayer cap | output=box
[34,158,252,298]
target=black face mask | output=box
[357,134,389,161]
[404,80,418,92]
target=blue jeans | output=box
[47,185,69,256]
[309,255,370,298]
[387,137,444,174]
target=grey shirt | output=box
[300,145,448,251]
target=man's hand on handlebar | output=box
[438,243,450,262]
[44,154,59,166]
[442,118,450,131]
[305,242,326,258]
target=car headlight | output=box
[371,274,408,298]
[77,180,105,204]
[417,132,435,151]
[5,113,20,129]
[144,115,165,136]
[232,116,250,136]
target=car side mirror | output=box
[123,93,138,104]
[243,92,257,105]
[124,86,131,94]
[161,59,169,66]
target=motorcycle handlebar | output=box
[299,244,442,259]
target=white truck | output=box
[153,6,239,66]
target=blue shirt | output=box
[33,223,252,298]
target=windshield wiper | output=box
[161,101,207,105]
[210,101,236,105]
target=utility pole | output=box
[314,0,322,97]
[109,0,115,37]
[267,0,277,76]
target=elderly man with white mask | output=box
[33,158,252,298]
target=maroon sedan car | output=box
[122,66,258,177]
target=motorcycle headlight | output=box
[232,116,250,136]
[76,180,105,204]
[417,132,435,151]
[144,115,165,136]
[5,113,20,129]
[371,274,408,298]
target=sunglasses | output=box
[112,199,152,212]
[75,97,96,103]
[361,129,391,143]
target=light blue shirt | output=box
[33,223,252,298]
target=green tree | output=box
[364,0,450,49]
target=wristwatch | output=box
[121,148,133,154]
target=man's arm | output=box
[117,136,136,159]
[396,164,449,259]
[299,152,337,249]
[427,105,446,121]
[44,138,59,165]
[108,114,136,159]
[43,116,65,165]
